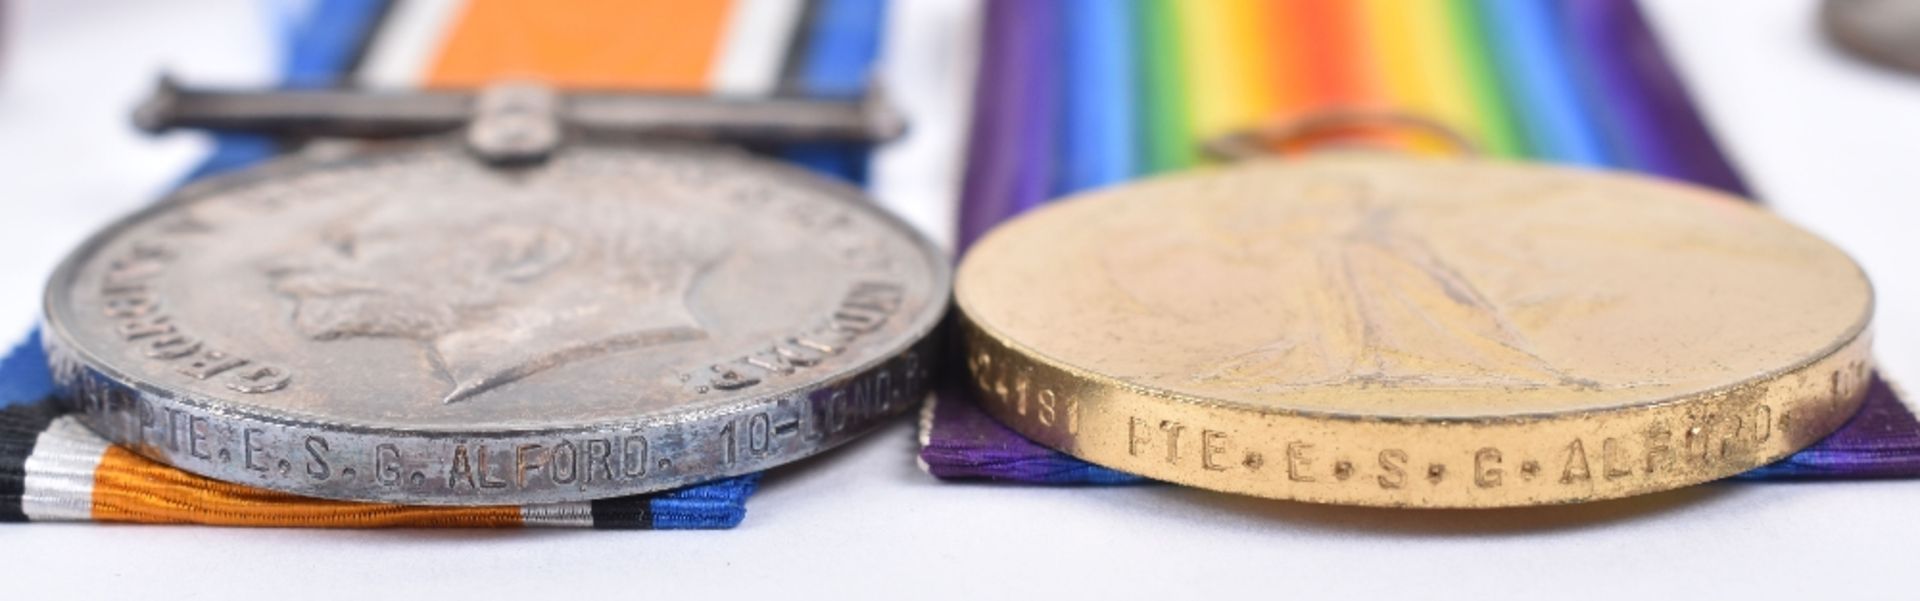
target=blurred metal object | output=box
[1203,109,1481,161]
[463,81,562,163]
[133,74,907,147]
[1824,0,1920,75]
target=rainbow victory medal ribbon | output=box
[0,0,896,529]
[922,0,1920,484]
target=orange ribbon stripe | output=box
[426,0,736,90]
[1285,0,1383,109]
[90,446,523,527]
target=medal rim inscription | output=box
[42,140,951,505]
[955,157,1876,507]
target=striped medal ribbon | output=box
[7,0,1911,527]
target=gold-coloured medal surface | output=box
[956,155,1874,508]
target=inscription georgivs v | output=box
[957,156,1875,508]
[45,141,949,505]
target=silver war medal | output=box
[43,79,948,505]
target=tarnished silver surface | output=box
[43,139,948,505]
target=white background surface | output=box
[2,1,1918,598]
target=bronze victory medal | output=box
[957,156,1873,508]
[44,140,948,505]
